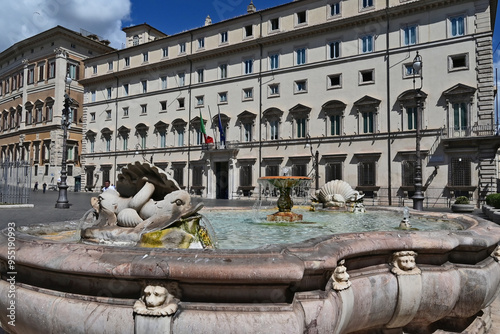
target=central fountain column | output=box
[258,176,311,222]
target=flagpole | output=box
[208,106,218,148]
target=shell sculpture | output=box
[317,180,364,208]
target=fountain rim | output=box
[258,176,311,180]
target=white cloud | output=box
[0,0,131,52]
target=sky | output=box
[0,0,499,86]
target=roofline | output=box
[122,23,168,37]
[0,25,115,60]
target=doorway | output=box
[215,161,229,199]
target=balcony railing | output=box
[446,124,498,138]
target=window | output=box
[122,134,129,151]
[270,120,279,140]
[220,31,228,44]
[295,80,307,93]
[160,101,167,112]
[330,115,341,135]
[270,18,279,31]
[219,64,227,79]
[28,67,34,84]
[38,64,45,81]
[361,0,373,9]
[179,42,186,54]
[269,53,279,70]
[296,118,306,138]
[407,107,417,130]
[133,35,139,46]
[296,48,306,65]
[91,90,96,102]
[140,133,147,149]
[403,64,416,77]
[173,165,184,185]
[108,61,113,71]
[107,87,112,99]
[141,104,147,115]
[36,107,43,123]
[49,61,56,78]
[450,157,471,186]
[244,25,253,37]
[328,74,342,88]
[359,69,374,84]
[162,47,168,58]
[196,96,204,107]
[244,59,253,74]
[328,41,340,59]
[361,35,374,53]
[178,98,185,109]
[105,136,111,152]
[177,130,184,146]
[197,69,204,83]
[92,65,97,74]
[453,102,468,132]
[123,107,129,117]
[296,11,307,25]
[68,63,78,80]
[402,160,416,187]
[124,57,130,67]
[448,54,468,71]
[106,110,112,120]
[192,166,203,188]
[403,25,417,46]
[243,88,253,100]
[269,84,280,97]
[326,162,342,182]
[362,112,374,133]
[244,123,252,142]
[358,161,376,186]
[450,16,465,37]
[123,83,129,96]
[292,164,307,177]
[218,92,227,104]
[45,105,53,121]
[239,165,253,189]
[330,2,341,16]
[159,131,166,148]
[198,37,205,49]
[142,52,148,63]
[161,76,167,89]
[266,165,280,176]
[178,73,185,86]
[141,80,147,93]
[90,112,96,122]
[89,138,95,153]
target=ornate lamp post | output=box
[55,75,72,209]
[412,52,424,211]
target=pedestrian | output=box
[43,182,47,193]
[34,181,38,192]
[102,180,115,192]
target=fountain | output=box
[2,161,500,334]
[258,175,311,222]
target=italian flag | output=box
[200,110,208,143]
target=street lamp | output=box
[55,74,72,209]
[412,52,424,211]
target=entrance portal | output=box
[215,161,229,199]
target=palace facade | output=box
[0,26,114,190]
[81,0,498,207]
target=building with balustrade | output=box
[81,0,498,207]
[0,26,114,191]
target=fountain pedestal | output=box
[258,176,311,222]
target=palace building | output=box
[80,0,497,206]
[0,26,114,191]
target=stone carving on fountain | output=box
[133,282,181,316]
[390,251,421,276]
[492,245,500,262]
[313,179,365,212]
[82,161,209,248]
[332,259,352,291]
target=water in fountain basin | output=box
[201,209,463,249]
